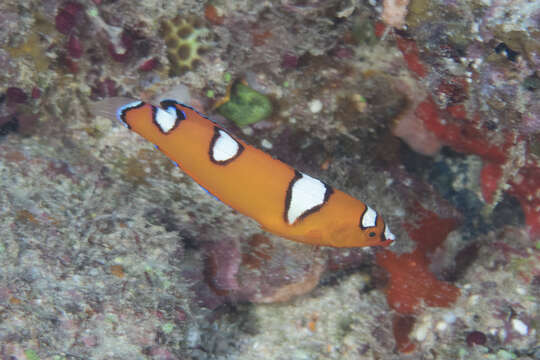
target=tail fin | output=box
[90,97,140,122]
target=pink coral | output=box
[204,237,241,294]
[55,2,84,35]
[198,234,328,304]
[392,99,443,156]
[67,34,83,58]
[381,0,410,29]
[391,81,442,156]
[107,30,134,63]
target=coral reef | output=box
[160,15,210,76]
[377,203,461,353]
[381,0,410,29]
[0,0,538,359]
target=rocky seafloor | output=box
[0,0,538,359]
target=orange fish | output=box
[95,98,395,248]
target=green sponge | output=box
[217,82,272,127]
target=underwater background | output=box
[0,0,538,359]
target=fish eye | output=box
[369,231,376,237]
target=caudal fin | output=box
[90,97,140,122]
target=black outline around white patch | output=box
[284,170,333,225]
[117,100,145,129]
[209,126,245,165]
[359,205,378,230]
[159,100,187,124]
[151,105,183,134]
